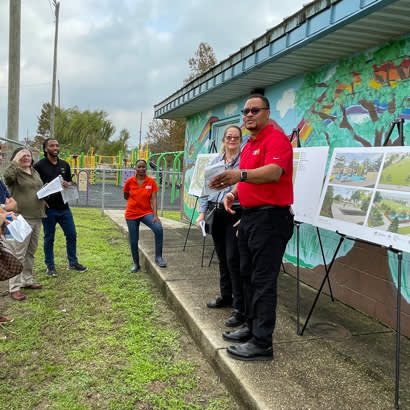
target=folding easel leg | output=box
[201,236,206,267]
[183,196,199,251]
[316,227,335,301]
[300,235,345,335]
[208,246,215,267]
[394,250,403,410]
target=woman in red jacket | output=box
[123,159,166,272]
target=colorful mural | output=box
[289,36,410,303]
[183,34,410,311]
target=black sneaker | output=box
[46,266,58,277]
[225,310,245,328]
[69,263,88,272]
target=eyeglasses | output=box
[225,136,240,140]
[241,107,269,116]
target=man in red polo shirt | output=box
[209,94,294,361]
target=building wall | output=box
[182,33,410,336]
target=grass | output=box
[398,225,410,235]
[0,208,235,410]
[161,211,182,222]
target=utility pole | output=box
[7,0,21,142]
[58,79,61,109]
[139,112,142,149]
[50,0,60,139]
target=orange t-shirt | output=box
[123,175,159,219]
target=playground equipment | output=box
[61,145,150,185]
[148,151,183,203]
[40,146,183,206]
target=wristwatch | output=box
[240,170,248,182]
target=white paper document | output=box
[61,185,79,204]
[199,220,206,237]
[36,176,63,199]
[202,161,225,196]
[293,147,329,224]
[315,146,410,253]
[188,153,219,197]
[7,215,32,243]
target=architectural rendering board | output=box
[316,147,410,253]
[292,147,329,225]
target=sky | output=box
[0,0,307,149]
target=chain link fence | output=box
[0,138,41,167]
[70,168,183,215]
[0,141,183,215]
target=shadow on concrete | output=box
[106,210,409,410]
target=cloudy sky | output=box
[0,0,307,148]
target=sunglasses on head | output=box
[241,107,269,115]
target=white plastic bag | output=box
[7,215,33,243]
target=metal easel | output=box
[296,117,406,409]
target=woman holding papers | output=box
[123,159,166,272]
[195,125,245,328]
[3,148,45,301]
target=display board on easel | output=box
[188,153,219,197]
[292,147,329,225]
[315,146,410,253]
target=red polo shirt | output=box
[238,124,293,207]
[123,175,158,219]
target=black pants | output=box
[211,207,243,312]
[238,207,294,347]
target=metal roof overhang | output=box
[154,0,410,120]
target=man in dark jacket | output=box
[34,138,87,277]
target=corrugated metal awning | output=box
[154,0,410,119]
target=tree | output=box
[146,119,186,154]
[35,103,128,155]
[145,43,217,155]
[388,217,399,233]
[320,186,334,217]
[100,128,130,156]
[184,42,217,84]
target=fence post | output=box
[101,168,106,216]
[159,170,166,216]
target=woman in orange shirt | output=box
[123,160,166,272]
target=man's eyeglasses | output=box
[225,136,240,140]
[241,107,269,116]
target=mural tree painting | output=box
[295,38,410,149]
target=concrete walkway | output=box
[106,210,410,410]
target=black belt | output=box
[242,204,290,213]
[209,202,241,211]
[209,202,225,210]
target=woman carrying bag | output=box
[196,125,245,328]
[3,148,46,301]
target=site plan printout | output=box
[188,153,219,197]
[315,147,410,253]
[292,147,329,225]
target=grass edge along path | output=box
[0,208,237,410]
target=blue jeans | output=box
[42,208,78,267]
[126,213,163,267]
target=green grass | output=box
[0,208,235,410]
[380,157,410,186]
[161,211,182,222]
[398,225,410,235]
